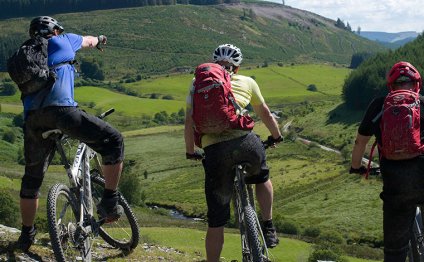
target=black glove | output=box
[96,35,107,51]
[186,152,204,160]
[349,166,367,174]
[264,135,283,148]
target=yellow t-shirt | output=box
[186,73,265,148]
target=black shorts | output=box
[21,106,124,198]
[202,132,270,227]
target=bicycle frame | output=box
[44,130,103,246]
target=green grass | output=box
[75,86,185,116]
[141,227,310,262]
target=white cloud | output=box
[281,0,424,33]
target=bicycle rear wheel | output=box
[91,171,140,251]
[244,205,265,262]
[47,183,91,261]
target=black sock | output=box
[103,189,118,199]
[263,219,274,229]
[22,224,35,234]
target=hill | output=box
[358,31,418,49]
[0,2,384,78]
[343,34,424,110]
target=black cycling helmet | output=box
[29,16,64,38]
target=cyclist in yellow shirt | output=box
[184,44,281,262]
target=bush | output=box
[3,130,16,143]
[0,189,20,228]
[274,218,298,235]
[162,95,174,100]
[1,82,17,95]
[12,113,24,127]
[150,93,159,99]
[308,249,342,262]
[303,226,321,238]
[307,84,318,92]
[119,160,145,206]
[319,230,345,244]
[308,243,348,262]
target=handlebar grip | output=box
[98,108,115,119]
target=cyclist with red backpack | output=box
[184,44,282,261]
[15,16,124,252]
[350,61,424,261]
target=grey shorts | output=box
[202,132,270,227]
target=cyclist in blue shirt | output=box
[18,16,124,252]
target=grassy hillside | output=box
[0,64,350,115]
[0,2,384,78]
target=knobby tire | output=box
[244,205,263,262]
[91,173,140,251]
[47,183,90,262]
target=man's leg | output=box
[206,226,224,262]
[103,162,123,190]
[256,179,279,248]
[255,179,273,220]
[20,198,38,227]
[98,162,124,222]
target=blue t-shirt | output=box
[23,33,83,112]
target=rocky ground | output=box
[0,224,200,262]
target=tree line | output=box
[0,0,240,19]
[342,33,424,110]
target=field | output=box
[0,64,350,116]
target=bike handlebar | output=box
[98,108,115,119]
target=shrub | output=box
[303,226,321,238]
[3,130,16,143]
[308,243,347,262]
[274,219,298,235]
[308,249,342,262]
[162,95,174,100]
[307,84,318,92]
[0,189,19,228]
[319,230,345,244]
[35,216,49,233]
[1,82,17,95]
[12,113,24,127]
[119,160,145,206]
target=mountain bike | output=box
[408,205,424,261]
[232,139,278,262]
[44,108,139,262]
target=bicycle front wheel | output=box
[91,173,140,251]
[47,183,91,262]
[409,208,424,262]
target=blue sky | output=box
[274,1,424,33]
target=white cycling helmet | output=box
[213,44,243,67]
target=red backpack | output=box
[191,63,254,147]
[378,89,424,160]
